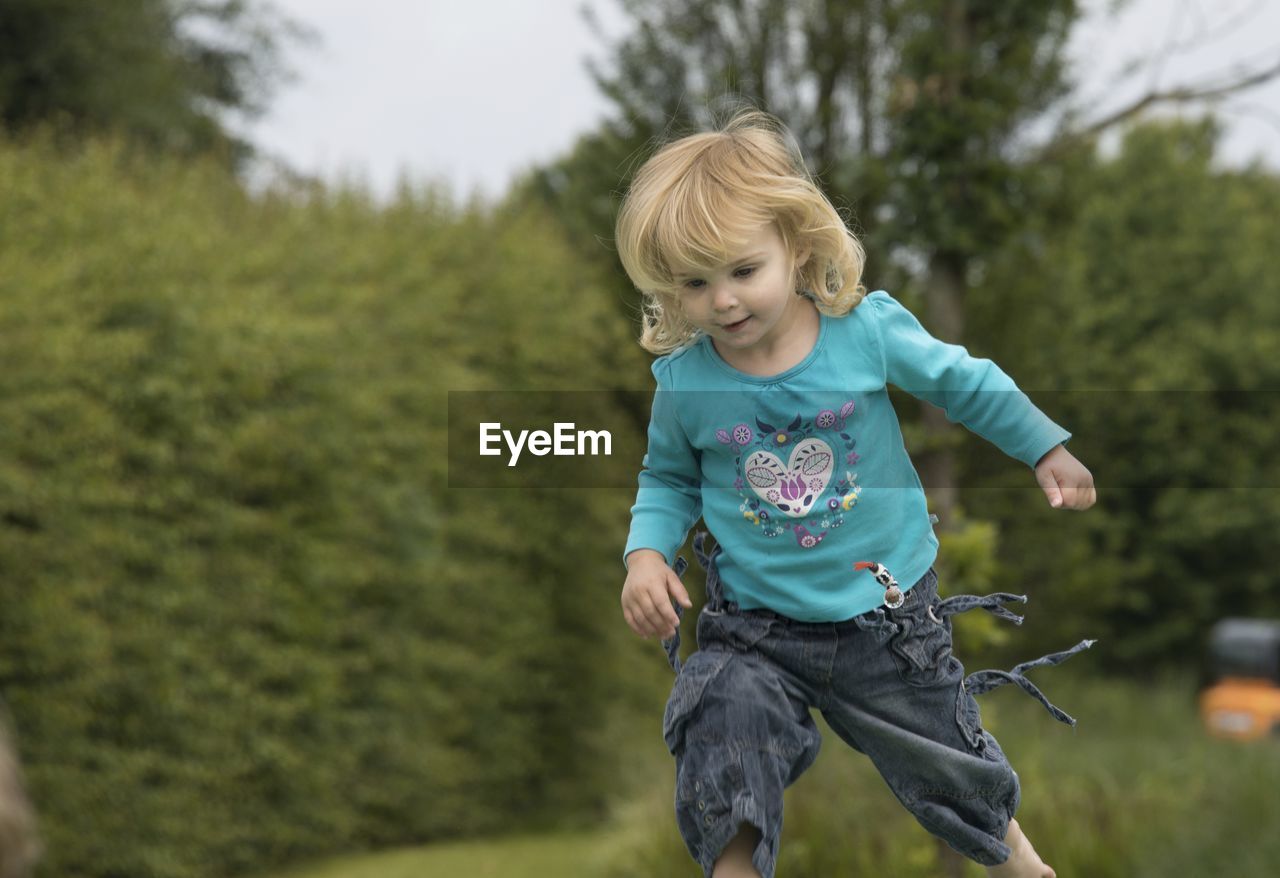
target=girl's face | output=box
[672,221,811,360]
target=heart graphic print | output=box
[743,438,834,517]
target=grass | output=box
[253,668,1280,878]
[257,827,632,878]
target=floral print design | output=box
[714,399,861,549]
[743,438,833,517]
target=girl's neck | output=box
[712,295,821,377]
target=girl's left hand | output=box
[1034,444,1096,510]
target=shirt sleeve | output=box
[870,290,1071,469]
[622,356,703,570]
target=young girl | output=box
[617,108,1096,878]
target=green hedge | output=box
[0,131,663,878]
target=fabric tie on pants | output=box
[662,553,691,675]
[662,530,1095,729]
[661,531,729,675]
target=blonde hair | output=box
[615,106,866,355]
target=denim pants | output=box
[660,531,1095,877]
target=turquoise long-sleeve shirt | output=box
[623,289,1071,621]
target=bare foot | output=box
[986,818,1056,878]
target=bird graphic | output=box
[792,524,827,549]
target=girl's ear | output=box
[795,242,812,268]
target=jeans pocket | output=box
[888,572,955,688]
[663,649,733,755]
[698,609,778,655]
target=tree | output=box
[552,0,1279,525]
[966,116,1280,671]
[0,0,312,165]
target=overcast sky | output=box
[244,0,1280,203]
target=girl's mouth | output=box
[722,316,751,333]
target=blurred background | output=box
[1,1,1278,876]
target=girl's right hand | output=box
[621,550,693,640]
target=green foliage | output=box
[966,117,1280,671]
[933,505,1015,656]
[886,0,1079,258]
[539,0,1089,291]
[0,129,663,878]
[0,0,309,165]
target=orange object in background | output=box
[1199,619,1280,740]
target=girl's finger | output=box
[631,604,656,638]
[668,574,693,609]
[639,591,668,635]
[646,586,679,629]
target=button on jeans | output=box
[659,531,1095,878]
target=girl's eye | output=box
[682,266,753,289]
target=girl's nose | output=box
[712,283,738,311]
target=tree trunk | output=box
[917,0,969,547]
[918,253,966,539]
[922,254,968,878]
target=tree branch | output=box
[1046,53,1280,156]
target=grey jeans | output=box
[660,531,1095,877]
